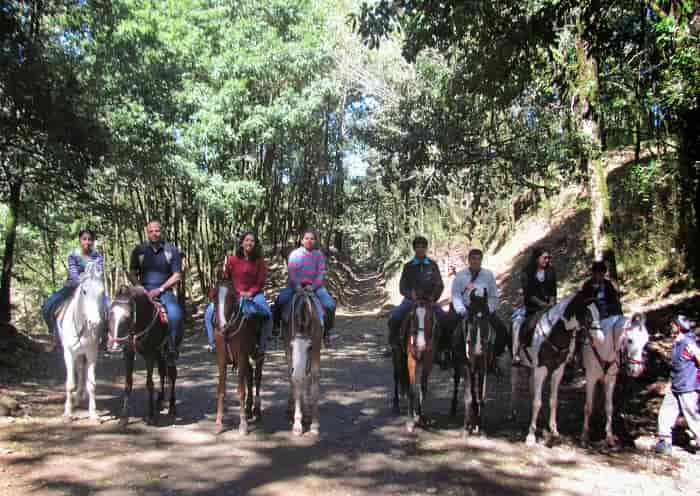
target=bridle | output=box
[109,295,160,352]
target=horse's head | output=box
[468,288,489,319]
[569,289,601,335]
[465,289,491,357]
[107,286,135,353]
[288,288,321,382]
[620,313,649,378]
[406,300,433,358]
[214,279,237,331]
[74,266,106,335]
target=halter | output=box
[109,296,160,353]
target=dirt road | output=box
[0,270,696,495]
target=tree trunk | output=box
[0,180,22,328]
[678,106,700,287]
[574,29,617,278]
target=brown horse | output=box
[108,286,176,427]
[392,300,435,433]
[213,279,264,435]
[283,287,323,436]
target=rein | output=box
[110,297,161,353]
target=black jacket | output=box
[520,267,557,315]
[581,278,622,318]
[399,257,444,302]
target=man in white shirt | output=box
[450,249,509,358]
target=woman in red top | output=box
[223,232,272,355]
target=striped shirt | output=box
[287,247,326,289]
[66,249,104,288]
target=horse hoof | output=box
[239,423,249,436]
[292,424,303,437]
[214,423,225,435]
[525,434,537,447]
[406,421,415,433]
[146,416,156,426]
[168,405,177,417]
[88,414,101,425]
[462,429,470,440]
[62,414,73,423]
[119,417,129,428]
[309,423,320,436]
[606,435,619,447]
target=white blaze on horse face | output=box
[624,318,649,378]
[110,306,127,352]
[291,337,310,382]
[415,307,426,331]
[415,330,426,351]
[218,285,228,329]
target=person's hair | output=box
[412,236,428,249]
[526,246,550,276]
[468,248,483,259]
[235,231,262,260]
[78,229,95,240]
[146,220,161,227]
[592,261,607,274]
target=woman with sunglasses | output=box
[512,246,557,361]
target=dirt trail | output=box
[0,267,697,495]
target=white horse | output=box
[284,289,323,436]
[581,313,649,446]
[510,290,601,446]
[57,262,105,421]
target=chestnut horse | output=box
[108,286,177,427]
[213,279,263,435]
[392,300,435,433]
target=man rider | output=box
[387,236,445,348]
[450,249,509,358]
[129,220,183,365]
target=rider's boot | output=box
[323,308,335,347]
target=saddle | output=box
[520,309,547,349]
[144,292,169,325]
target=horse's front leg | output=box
[85,349,98,421]
[508,363,519,421]
[473,366,484,435]
[309,349,321,436]
[215,345,227,433]
[463,365,473,436]
[63,347,76,419]
[157,357,166,409]
[581,369,597,445]
[75,355,87,405]
[604,375,619,446]
[291,372,304,436]
[547,363,567,440]
[120,348,135,428]
[526,366,547,446]
[406,354,418,433]
[253,355,264,419]
[238,359,250,435]
[392,350,402,415]
[145,356,157,425]
[167,360,177,417]
[451,360,461,417]
[419,357,431,425]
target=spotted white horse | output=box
[510,290,600,446]
[57,262,106,421]
[581,313,649,446]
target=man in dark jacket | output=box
[387,236,446,348]
[581,261,622,319]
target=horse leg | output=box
[215,347,227,433]
[508,363,519,421]
[238,359,250,435]
[547,364,566,440]
[291,373,304,436]
[167,361,177,417]
[253,355,264,419]
[473,366,484,436]
[463,365,473,437]
[419,358,431,426]
[406,354,417,433]
[75,354,86,405]
[119,349,135,427]
[157,357,166,409]
[309,350,321,435]
[85,349,98,421]
[392,350,401,415]
[451,360,461,417]
[604,376,619,446]
[526,366,547,446]
[63,348,75,419]
[145,356,156,425]
[581,371,597,445]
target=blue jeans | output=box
[204,303,216,349]
[42,286,74,334]
[277,286,336,324]
[158,291,183,352]
[205,293,273,353]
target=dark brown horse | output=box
[213,279,263,435]
[108,286,177,427]
[392,300,435,433]
[451,289,494,436]
[283,287,323,436]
